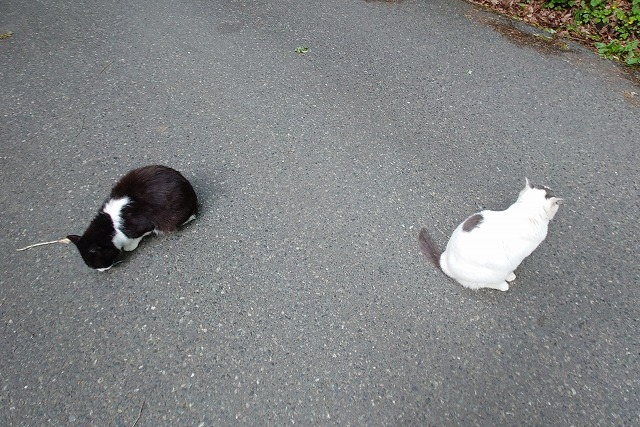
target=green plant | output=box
[540,0,640,66]
[595,39,640,64]
[294,46,309,54]
[575,1,640,34]
[545,0,577,9]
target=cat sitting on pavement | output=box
[418,179,562,291]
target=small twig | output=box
[132,399,145,427]
[98,60,114,75]
[16,238,71,251]
[75,116,85,138]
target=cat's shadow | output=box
[189,167,225,221]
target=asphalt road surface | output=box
[1,0,638,425]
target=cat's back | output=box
[108,165,197,232]
[450,208,501,237]
[448,206,547,257]
[110,165,190,199]
[446,209,520,257]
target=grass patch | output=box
[469,0,640,66]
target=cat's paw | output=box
[181,214,197,226]
[123,237,142,251]
[506,272,516,282]
[486,282,509,292]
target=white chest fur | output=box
[102,197,131,249]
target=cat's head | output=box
[67,234,121,271]
[519,178,563,220]
[67,214,121,271]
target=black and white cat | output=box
[418,179,562,291]
[68,165,198,271]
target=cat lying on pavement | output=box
[68,165,197,271]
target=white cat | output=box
[418,179,562,291]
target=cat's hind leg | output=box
[506,272,516,282]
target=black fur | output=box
[533,184,555,199]
[68,213,120,270]
[111,165,197,234]
[68,165,198,270]
[528,179,555,199]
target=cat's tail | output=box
[418,228,442,270]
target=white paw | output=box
[123,237,142,251]
[506,272,516,282]
[468,282,509,292]
[486,282,509,291]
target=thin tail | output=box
[418,228,442,270]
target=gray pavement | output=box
[1,0,639,425]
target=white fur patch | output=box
[103,197,130,249]
[122,231,153,251]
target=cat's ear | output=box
[525,177,532,189]
[550,197,563,205]
[67,235,81,245]
[544,196,563,220]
